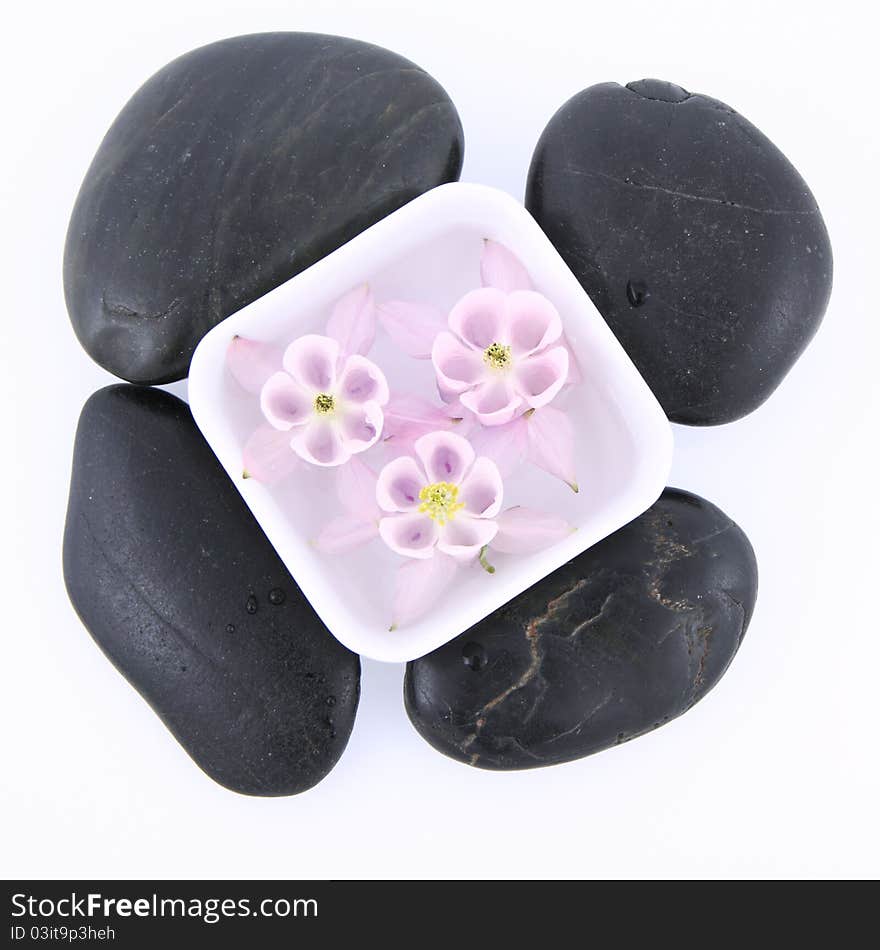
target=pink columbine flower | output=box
[431,287,569,427]
[260,334,389,467]
[376,431,503,561]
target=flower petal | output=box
[432,331,487,394]
[339,402,383,453]
[291,418,349,467]
[313,516,378,554]
[468,416,528,478]
[514,346,569,409]
[378,300,447,359]
[505,290,563,356]
[391,553,458,629]
[242,425,302,483]
[379,513,438,559]
[382,393,459,444]
[480,240,533,293]
[491,507,573,554]
[226,336,282,393]
[337,354,389,405]
[458,456,504,519]
[448,287,508,350]
[415,430,476,485]
[376,455,426,513]
[335,455,379,519]
[282,334,340,392]
[437,515,498,561]
[325,284,375,357]
[259,372,313,430]
[526,406,578,491]
[459,378,523,427]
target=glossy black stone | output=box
[63,385,360,795]
[64,32,464,385]
[526,79,832,425]
[405,489,757,770]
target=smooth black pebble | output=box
[526,78,832,425]
[405,488,757,770]
[64,32,464,385]
[63,385,360,796]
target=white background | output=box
[2,0,878,880]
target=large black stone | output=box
[405,489,757,770]
[64,32,464,385]
[526,79,832,425]
[63,385,360,795]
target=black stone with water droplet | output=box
[461,642,487,672]
[526,78,832,425]
[405,488,757,770]
[625,280,648,308]
[64,32,464,385]
[63,385,360,796]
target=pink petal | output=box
[226,336,282,394]
[291,418,349,467]
[379,512,438,559]
[313,516,378,554]
[526,406,578,491]
[437,515,498,561]
[514,346,569,409]
[282,334,339,392]
[339,402,384,453]
[437,377,469,405]
[467,416,528,478]
[448,287,507,350]
[491,507,573,554]
[376,455,426,513]
[382,393,460,444]
[505,291,563,356]
[432,331,487,394]
[415,431,475,485]
[459,378,523,427]
[242,425,301,484]
[480,240,533,292]
[325,284,375,357]
[335,455,379,519]
[378,301,447,359]
[337,354,389,405]
[458,456,504,518]
[259,372,313,430]
[391,553,458,629]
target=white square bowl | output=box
[189,183,673,662]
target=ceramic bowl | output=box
[189,183,673,661]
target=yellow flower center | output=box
[418,481,464,525]
[483,341,512,370]
[314,392,335,414]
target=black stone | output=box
[63,385,360,795]
[64,32,464,385]
[526,79,832,425]
[405,488,757,770]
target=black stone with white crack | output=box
[405,488,757,770]
[63,385,360,796]
[64,32,464,385]
[526,78,832,425]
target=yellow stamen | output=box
[418,481,464,525]
[483,341,512,370]
[314,392,335,414]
